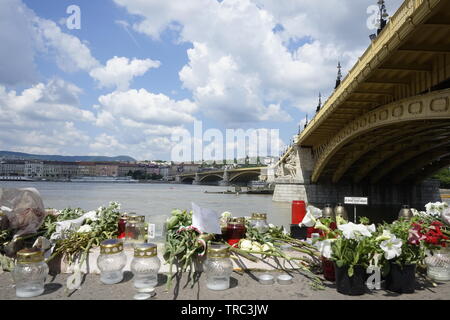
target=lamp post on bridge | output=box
[377,0,389,35]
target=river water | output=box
[0,181,291,229]
[1,181,447,229]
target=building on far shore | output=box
[42,161,78,179]
[24,161,44,178]
[0,160,25,176]
[77,162,96,177]
[0,159,180,180]
[95,162,119,177]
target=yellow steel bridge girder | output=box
[369,140,450,184]
[311,88,450,183]
[413,156,450,184]
[352,131,450,184]
[392,150,450,184]
[331,123,450,183]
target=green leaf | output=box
[348,265,354,277]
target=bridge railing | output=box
[298,0,435,146]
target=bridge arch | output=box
[311,88,450,184]
[180,176,195,184]
[199,174,223,183]
[229,171,260,183]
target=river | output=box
[0,181,291,231]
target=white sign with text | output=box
[344,197,369,205]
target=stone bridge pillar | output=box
[219,168,230,186]
[273,146,314,202]
[192,173,201,185]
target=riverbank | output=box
[1,270,449,300]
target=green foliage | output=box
[48,202,122,264]
[359,216,371,225]
[380,218,426,267]
[432,167,450,188]
[331,236,379,277]
[41,207,85,238]
[163,209,210,289]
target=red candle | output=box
[118,218,127,239]
[322,257,336,282]
[225,221,246,246]
[292,201,306,224]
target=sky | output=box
[0,0,403,161]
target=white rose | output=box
[77,225,92,233]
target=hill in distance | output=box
[0,151,136,163]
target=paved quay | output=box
[1,271,449,300]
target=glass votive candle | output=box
[131,243,161,290]
[204,243,233,291]
[125,216,146,245]
[97,239,127,284]
[249,213,269,233]
[118,213,129,239]
[12,248,49,298]
[225,218,246,246]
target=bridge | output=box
[271,0,450,207]
[175,167,266,186]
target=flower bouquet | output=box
[376,218,426,294]
[163,209,325,289]
[236,216,324,288]
[412,202,450,281]
[328,220,378,295]
[311,216,344,282]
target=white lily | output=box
[380,235,402,260]
[425,202,447,217]
[251,242,262,252]
[77,225,92,233]
[442,207,450,226]
[300,213,316,227]
[239,239,253,251]
[300,206,323,227]
[83,210,99,221]
[317,239,335,259]
[338,222,376,240]
[376,229,392,242]
[314,220,330,233]
[221,211,232,219]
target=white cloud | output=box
[0,0,38,85]
[0,79,94,127]
[90,56,161,91]
[34,17,99,73]
[0,80,93,155]
[97,89,197,127]
[114,0,403,124]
